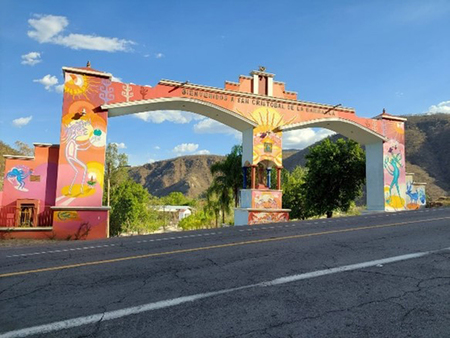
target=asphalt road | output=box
[1,208,449,338]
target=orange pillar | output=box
[251,165,256,189]
[276,167,282,190]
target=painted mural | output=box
[248,211,289,225]
[253,190,282,209]
[6,166,33,191]
[246,107,287,167]
[53,209,108,240]
[405,182,426,210]
[383,139,406,210]
[55,70,108,207]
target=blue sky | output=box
[1,0,449,166]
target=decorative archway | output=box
[52,64,408,236]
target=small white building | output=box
[153,205,193,221]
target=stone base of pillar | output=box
[51,206,110,240]
[234,188,290,226]
[234,208,290,226]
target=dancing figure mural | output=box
[6,166,33,192]
[384,145,404,208]
[63,118,92,195]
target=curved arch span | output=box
[279,117,387,145]
[101,97,257,132]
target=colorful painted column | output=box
[235,106,290,225]
[52,65,112,239]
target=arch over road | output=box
[103,97,257,132]
[49,65,411,237]
[279,117,387,145]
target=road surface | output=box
[1,208,449,337]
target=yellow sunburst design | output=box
[64,73,98,99]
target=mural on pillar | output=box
[248,211,289,225]
[242,107,295,167]
[253,190,282,209]
[55,71,108,207]
[405,182,426,210]
[382,120,406,211]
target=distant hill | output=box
[128,155,224,198]
[404,114,450,198]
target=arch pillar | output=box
[235,126,290,226]
[365,141,385,211]
[52,66,111,239]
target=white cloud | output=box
[135,110,202,124]
[154,146,161,150]
[112,142,127,149]
[196,149,211,155]
[55,84,65,93]
[173,143,199,154]
[28,15,68,42]
[21,52,42,66]
[33,74,59,91]
[148,159,156,164]
[283,128,335,149]
[155,53,164,58]
[426,100,450,114]
[27,14,135,52]
[12,116,33,128]
[193,118,241,140]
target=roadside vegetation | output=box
[106,138,368,236]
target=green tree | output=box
[211,145,243,207]
[282,166,309,220]
[109,179,161,236]
[302,138,365,218]
[161,192,195,206]
[14,141,34,156]
[178,210,213,231]
[103,143,129,205]
[205,187,222,228]
[208,179,232,225]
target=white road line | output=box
[2,246,448,338]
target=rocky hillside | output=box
[128,155,224,198]
[404,114,450,198]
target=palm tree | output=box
[205,188,221,227]
[210,145,243,208]
[207,180,232,225]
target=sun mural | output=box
[239,107,296,167]
[64,73,99,100]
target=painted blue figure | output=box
[384,152,403,205]
[406,182,418,204]
[6,166,33,192]
[419,189,426,204]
